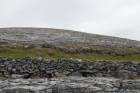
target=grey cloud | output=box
[0,0,140,40]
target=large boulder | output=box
[92,48,96,53]
[122,80,140,90]
[42,43,52,48]
[54,72,60,77]
[29,44,37,49]
[52,83,103,93]
[2,86,52,93]
[23,45,29,49]
[114,70,132,79]
[133,51,140,54]
[11,74,30,79]
[96,49,103,54]
[7,56,14,61]
[82,47,90,53]
[58,46,65,51]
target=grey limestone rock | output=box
[54,72,60,77]
[1,28,140,48]
[23,45,29,49]
[0,45,5,48]
[0,57,140,80]
[122,80,140,89]
[82,47,91,53]
[11,74,29,79]
[2,86,52,93]
[133,51,140,54]
[58,46,65,51]
[52,83,102,93]
[115,70,132,79]
[0,76,140,92]
[96,48,103,54]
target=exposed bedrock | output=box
[0,76,140,93]
[0,28,140,48]
[0,56,140,80]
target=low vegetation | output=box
[0,75,11,80]
[131,75,140,80]
[0,75,6,80]
[0,45,140,62]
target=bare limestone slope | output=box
[1,28,140,93]
[0,27,140,48]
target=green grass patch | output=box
[0,47,140,62]
[131,75,140,80]
[0,75,11,80]
[0,75,6,80]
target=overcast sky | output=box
[0,0,140,41]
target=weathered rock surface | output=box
[0,28,140,48]
[0,56,140,80]
[0,76,140,93]
[1,28,140,92]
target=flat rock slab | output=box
[0,76,140,93]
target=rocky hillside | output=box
[1,27,140,62]
[1,28,140,93]
[0,27,140,48]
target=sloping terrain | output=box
[0,27,140,48]
[1,28,140,92]
[0,27,140,62]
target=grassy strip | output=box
[0,75,6,80]
[0,75,11,80]
[131,75,140,80]
[0,48,140,62]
